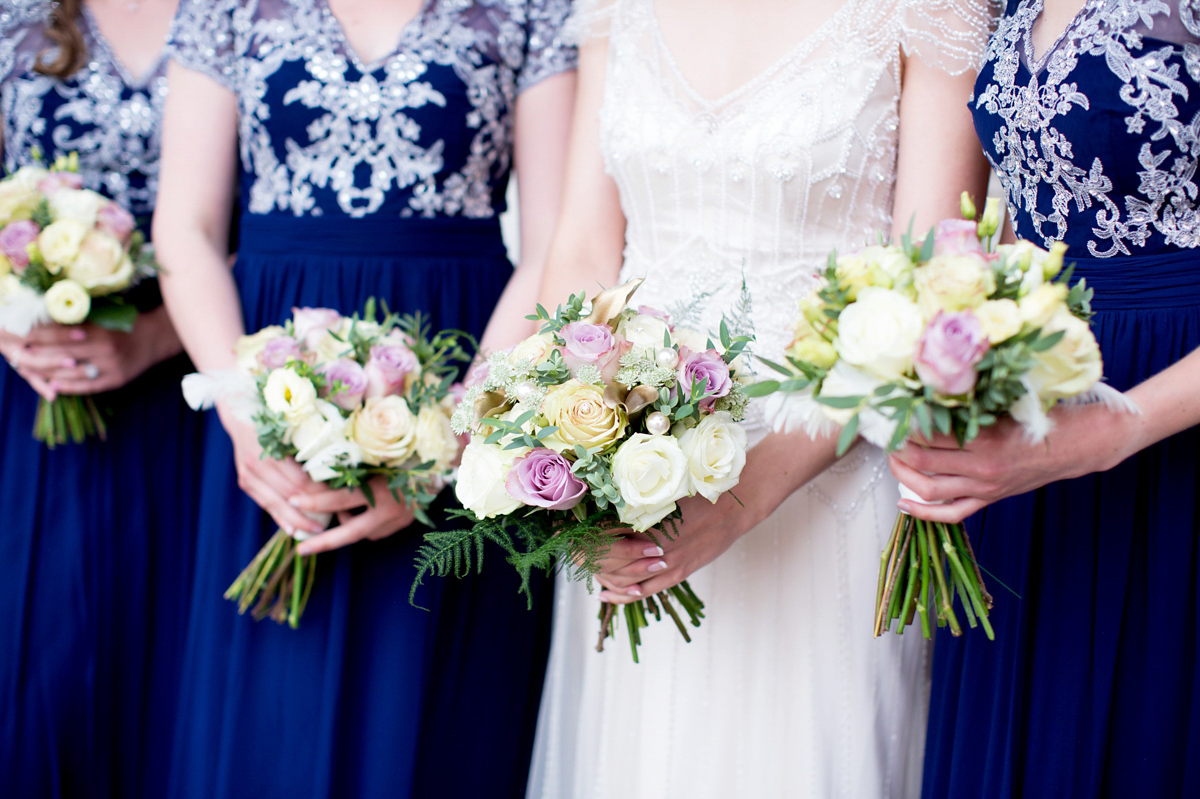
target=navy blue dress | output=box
[924,2,1200,797]
[0,5,203,798]
[165,2,572,797]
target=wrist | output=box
[1057,401,1142,477]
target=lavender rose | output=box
[560,320,615,368]
[364,343,419,398]
[258,335,302,370]
[292,307,343,350]
[913,310,989,396]
[933,218,985,257]
[504,448,588,510]
[320,358,369,410]
[37,171,84,194]
[0,220,39,270]
[96,202,135,244]
[678,347,732,403]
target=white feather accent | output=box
[180,370,260,421]
[1059,380,1142,415]
[1011,377,1053,443]
[0,285,48,336]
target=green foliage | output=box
[86,300,138,333]
[571,444,621,509]
[30,198,52,230]
[527,291,587,333]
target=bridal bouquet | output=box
[750,195,1121,640]
[414,280,754,662]
[0,154,156,446]
[183,301,470,628]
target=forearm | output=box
[478,261,542,354]
[1113,345,1200,462]
[137,304,185,367]
[156,228,244,372]
[731,429,841,533]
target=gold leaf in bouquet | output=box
[583,277,643,327]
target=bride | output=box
[525,0,995,796]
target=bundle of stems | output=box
[875,514,994,640]
[34,395,106,447]
[596,580,706,663]
[224,529,318,629]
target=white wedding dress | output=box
[528,2,994,797]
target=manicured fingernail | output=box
[648,560,668,572]
[625,586,643,597]
[70,330,86,341]
[296,544,313,556]
[599,591,622,603]
[62,358,75,367]
[643,546,664,557]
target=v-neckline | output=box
[318,0,429,74]
[80,6,169,89]
[648,0,854,110]
[1023,0,1096,75]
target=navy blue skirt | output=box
[923,252,1200,799]
[168,215,552,799]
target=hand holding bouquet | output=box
[184,301,470,627]
[0,154,155,446]
[749,195,1133,640]
[414,280,755,661]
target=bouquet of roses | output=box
[749,195,1131,640]
[0,154,156,446]
[183,300,470,628]
[413,280,754,662]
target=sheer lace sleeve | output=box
[899,0,1000,74]
[561,0,618,45]
[0,0,50,85]
[517,0,578,93]
[166,0,240,89]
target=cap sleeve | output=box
[900,0,1000,75]
[166,0,241,89]
[516,0,578,93]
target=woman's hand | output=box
[290,476,417,556]
[888,403,1139,524]
[0,307,183,399]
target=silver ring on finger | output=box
[83,362,99,380]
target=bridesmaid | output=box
[153,1,575,797]
[0,1,202,797]
[891,1,1200,796]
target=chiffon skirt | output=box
[0,348,203,799]
[923,253,1200,799]
[168,216,552,799]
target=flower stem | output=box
[924,518,961,636]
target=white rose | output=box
[455,437,526,519]
[678,412,748,501]
[974,298,1022,344]
[65,231,134,295]
[509,331,557,366]
[47,188,104,228]
[414,403,459,471]
[0,180,39,224]
[672,327,709,354]
[43,279,90,325]
[617,313,672,351]
[302,438,365,483]
[611,433,689,532]
[816,360,900,447]
[1026,308,1103,403]
[1018,283,1068,330]
[292,400,348,459]
[311,329,354,364]
[37,219,89,271]
[262,367,319,430]
[9,166,48,191]
[834,286,924,380]
[861,244,915,289]
[233,325,288,374]
[349,395,417,467]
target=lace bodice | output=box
[604,0,995,376]
[168,0,575,221]
[1,1,169,220]
[973,0,1200,258]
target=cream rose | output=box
[263,367,319,430]
[0,180,39,224]
[541,379,627,452]
[1026,309,1103,403]
[786,313,837,369]
[509,331,557,365]
[611,433,690,532]
[37,219,89,271]
[617,313,672,351]
[678,412,747,501]
[65,231,134,295]
[455,437,526,519]
[1018,283,1068,330]
[48,188,104,228]
[349,395,418,467]
[861,244,915,290]
[234,325,288,374]
[44,279,91,325]
[913,254,996,317]
[834,286,924,380]
[974,298,1022,344]
[415,403,459,471]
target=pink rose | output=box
[258,335,302,371]
[678,347,732,405]
[505,448,588,510]
[913,310,989,396]
[364,343,419,398]
[559,321,615,369]
[635,305,671,323]
[320,358,369,410]
[933,219,985,257]
[37,171,84,194]
[292,307,343,350]
[96,202,135,244]
[0,220,40,270]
